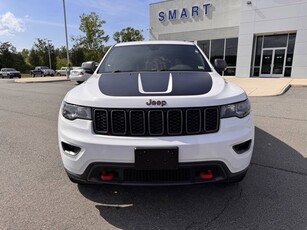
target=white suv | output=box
[58,41,254,185]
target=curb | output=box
[14,78,70,83]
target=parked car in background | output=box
[0,68,21,78]
[56,67,70,76]
[30,66,55,77]
[69,61,98,84]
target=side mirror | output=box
[214,59,227,73]
[82,61,96,74]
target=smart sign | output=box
[158,3,211,22]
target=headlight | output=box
[220,99,251,119]
[62,102,92,120]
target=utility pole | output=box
[63,0,70,79]
[47,40,52,69]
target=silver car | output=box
[69,61,98,84]
[69,67,91,84]
[0,68,21,78]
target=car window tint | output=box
[98,44,211,73]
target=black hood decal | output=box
[98,72,213,96]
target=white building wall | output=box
[237,0,307,78]
[150,0,307,78]
[149,0,241,41]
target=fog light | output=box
[233,140,252,154]
[61,142,81,156]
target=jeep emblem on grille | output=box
[146,99,167,106]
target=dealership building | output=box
[149,0,307,78]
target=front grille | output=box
[93,107,219,136]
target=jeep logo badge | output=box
[146,99,167,106]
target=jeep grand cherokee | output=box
[58,41,254,185]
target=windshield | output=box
[98,44,211,73]
[8,68,17,71]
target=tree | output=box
[113,27,144,43]
[0,42,29,72]
[77,12,109,49]
[0,42,15,68]
[72,12,109,62]
[29,38,56,69]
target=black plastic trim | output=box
[65,161,249,186]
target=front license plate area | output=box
[135,147,178,170]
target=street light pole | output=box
[47,40,52,69]
[62,0,70,79]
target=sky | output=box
[0,0,163,51]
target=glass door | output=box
[260,48,286,77]
[272,49,286,75]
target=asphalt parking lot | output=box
[0,80,306,229]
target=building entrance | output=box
[260,48,286,77]
[253,33,296,77]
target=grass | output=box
[21,74,32,78]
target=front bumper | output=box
[58,114,254,184]
[66,161,248,185]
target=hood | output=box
[64,71,247,108]
[99,72,212,96]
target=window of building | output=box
[210,39,224,64]
[198,37,238,76]
[224,38,238,76]
[285,33,296,77]
[263,34,288,48]
[198,40,210,58]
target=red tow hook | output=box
[199,170,213,180]
[100,170,114,181]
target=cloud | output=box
[25,18,78,29]
[0,11,26,36]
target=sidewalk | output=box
[15,76,70,83]
[224,77,307,96]
[14,76,307,97]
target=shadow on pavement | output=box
[78,127,307,230]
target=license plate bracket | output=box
[135,147,178,170]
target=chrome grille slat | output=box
[93,107,219,136]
